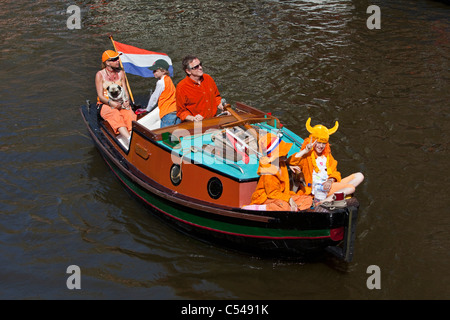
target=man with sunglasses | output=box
[176,55,225,122]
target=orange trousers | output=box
[264,194,313,211]
[100,104,136,134]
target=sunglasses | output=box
[108,57,120,62]
[189,62,202,70]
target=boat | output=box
[80,100,360,262]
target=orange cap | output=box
[102,50,122,62]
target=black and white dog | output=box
[106,84,129,109]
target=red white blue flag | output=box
[113,40,173,78]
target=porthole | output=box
[207,177,223,200]
[170,164,182,186]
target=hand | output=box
[193,114,204,122]
[322,179,333,192]
[305,139,316,153]
[289,197,298,212]
[295,139,317,158]
[289,166,301,174]
[109,100,121,109]
[135,108,148,115]
[122,100,130,109]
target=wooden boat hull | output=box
[80,102,359,262]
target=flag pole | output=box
[109,35,135,104]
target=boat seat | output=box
[137,107,161,131]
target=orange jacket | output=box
[250,158,295,205]
[158,75,177,119]
[288,152,341,195]
[176,74,222,121]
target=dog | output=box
[107,84,129,109]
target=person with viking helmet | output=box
[288,118,364,203]
[244,133,313,211]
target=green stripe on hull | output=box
[108,157,331,239]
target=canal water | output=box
[1,0,449,300]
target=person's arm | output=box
[95,71,108,105]
[120,71,130,109]
[321,154,341,191]
[326,154,341,183]
[176,83,193,121]
[211,77,223,111]
[147,78,165,112]
[294,139,316,158]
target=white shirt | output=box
[146,75,166,111]
[312,155,329,188]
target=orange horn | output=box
[305,117,313,134]
[328,121,339,135]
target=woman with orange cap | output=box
[95,50,136,142]
[245,133,313,211]
[289,118,364,204]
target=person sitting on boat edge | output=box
[135,59,181,128]
[288,118,364,204]
[95,50,136,141]
[175,55,225,122]
[243,133,313,212]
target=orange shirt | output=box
[176,74,222,121]
[250,159,295,205]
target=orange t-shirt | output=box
[175,74,222,121]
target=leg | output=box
[117,126,130,139]
[120,108,137,132]
[101,105,129,135]
[265,199,291,211]
[292,194,313,210]
[322,172,364,202]
[341,172,364,188]
[160,112,181,128]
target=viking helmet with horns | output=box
[306,118,339,143]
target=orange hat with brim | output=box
[259,133,292,163]
[102,50,122,62]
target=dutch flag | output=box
[113,40,173,78]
